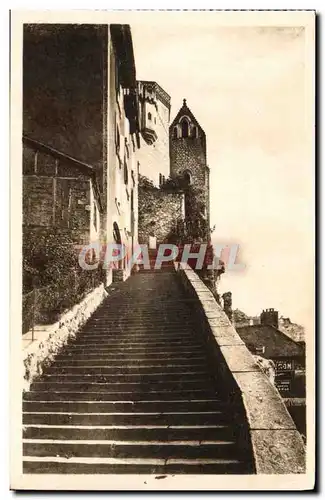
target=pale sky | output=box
[131,23,314,335]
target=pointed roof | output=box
[169,98,205,135]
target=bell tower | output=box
[169,99,210,240]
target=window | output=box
[125,138,129,158]
[124,158,128,185]
[115,125,120,153]
[131,189,134,211]
[173,127,178,139]
[192,126,197,138]
[93,202,97,231]
[148,112,152,121]
[181,118,189,138]
[183,170,192,186]
[113,221,121,244]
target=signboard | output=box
[276,378,292,394]
[275,360,293,372]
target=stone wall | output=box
[22,284,107,392]
[23,24,108,194]
[170,137,206,178]
[23,176,91,241]
[170,137,206,185]
[138,184,184,245]
[170,136,210,227]
[23,143,102,246]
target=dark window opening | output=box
[181,119,189,138]
[173,127,178,139]
[116,125,120,152]
[131,189,134,211]
[148,112,152,121]
[93,202,97,231]
[183,170,192,187]
[124,159,128,185]
[113,221,122,244]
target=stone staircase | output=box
[23,270,254,474]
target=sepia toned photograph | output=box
[10,9,315,490]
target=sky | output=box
[131,22,314,335]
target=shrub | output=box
[23,228,78,293]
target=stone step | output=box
[75,330,196,336]
[23,424,236,441]
[23,410,231,427]
[83,323,195,329]
[82,321,194,327]
[91,303,192,309]
[94,300,196,306]
[73,335,197,343]
[23,457,248,475]
[138,269,176,274]
[44,367,210,376]
[39,373,212,383]
[55,353,207,361]
[52,359,207,367]
[61,347,203,354]
[30,380,215,393]
[23,399,225,414]
[23,440,238,459]
[62,348,203,355]
[76,332,196,339]
[46,362,207,372]
[67,331,196,340]
[80,328,195,334]
[24,389,217,401]
[89,311,192,316]
[87,313,193,318]
[65,341,202,349]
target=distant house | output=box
[236,309,305,398]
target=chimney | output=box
[260,308,279,329]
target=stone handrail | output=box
[175,263,306,474]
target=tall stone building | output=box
[136,83,186,247]
[137,98,212,247]
[169,99,210,240]
[23,24,140,286]
[137,81,171,187]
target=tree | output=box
[233,309,250,324]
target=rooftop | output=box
[137,80,171,109]
[236,324,305,359]
[169,98,206,136]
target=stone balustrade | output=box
[175,262,306,474]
